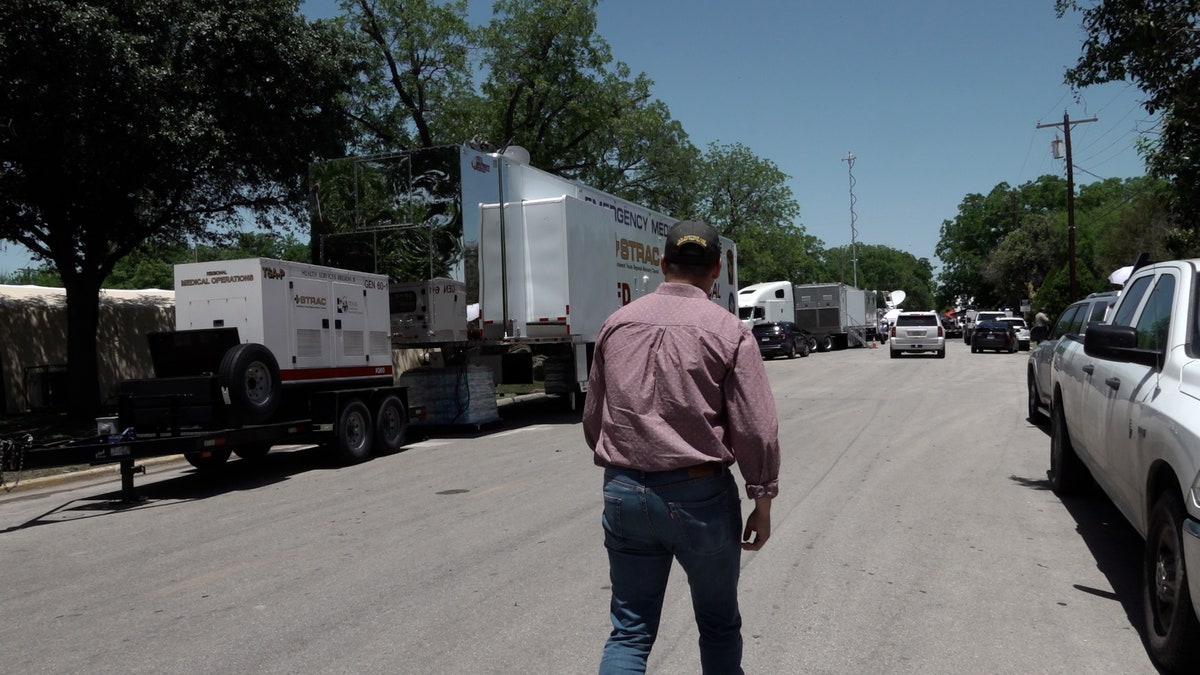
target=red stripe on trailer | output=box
[280,365,394,382]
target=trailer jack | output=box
[119,460,147,502]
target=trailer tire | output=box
[219,343,282,425]
[333,399,373,465]
[185,448,231,471]
[818,335,834,352]
[374,395,407,455]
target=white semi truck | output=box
[737,281,794,329]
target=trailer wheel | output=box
[219,343,282,425]
[333,399,373,465]
[818,335,834,352]
[185,448,231,472]
[374,395,407,455]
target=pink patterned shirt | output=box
[583,282,781,499]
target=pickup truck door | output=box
[1038,304,1082,400]
[1080,272,1172,522]
[1071,274,1154,479]
[1101,271,1176,525]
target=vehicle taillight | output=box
[938,325,944,338]
[890,325,896,338]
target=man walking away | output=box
[583,220,781,674]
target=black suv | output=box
[751,321,811,359]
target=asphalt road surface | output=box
[0,339,1162,674]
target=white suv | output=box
[889,311,946,358]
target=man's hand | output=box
[741,497,772,551]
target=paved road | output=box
[0,339,1159,673]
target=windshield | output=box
[897,315,937,326]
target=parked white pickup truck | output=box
[1048,259,1200,673]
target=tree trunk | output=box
[63,275,103,420]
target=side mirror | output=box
[1083,324,1161,367]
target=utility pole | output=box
[1037,111,1096,300]
[842,151,858,288]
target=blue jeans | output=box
[599,465,744,674]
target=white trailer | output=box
[378,145,739,407]
[312,145,739,408]
[737,281,795,328]
[5,258,416,498]
[121,258,410,470]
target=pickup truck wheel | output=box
[219,343,282,425]
[1048,403,1084,495]
[1026,375,1047,425]
[799,340,811,357]
[374,395,408,455]
[1143,490,1200,671]
[332,399,374,465]
[786,341,797,359]
[185,448,232,471]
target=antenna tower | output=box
[842,152,858,287]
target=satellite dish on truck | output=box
[885,290,907,309]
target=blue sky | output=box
[0,0,1152,275]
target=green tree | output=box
[330,0,701,278]
[0,0,356,416]
[104,232,313,290]
[1056,0,1200,221]
[936,175,1076,310]
[830,243,936,311]
[692,142,818,286]
[338,0,476,152]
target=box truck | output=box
[793,282,880,351]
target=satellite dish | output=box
[502,146,531,165]
[886,290,907,309]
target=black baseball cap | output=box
[663,220,721,266]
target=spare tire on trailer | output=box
[218,343,282,426]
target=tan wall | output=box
[0,287,175,414]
